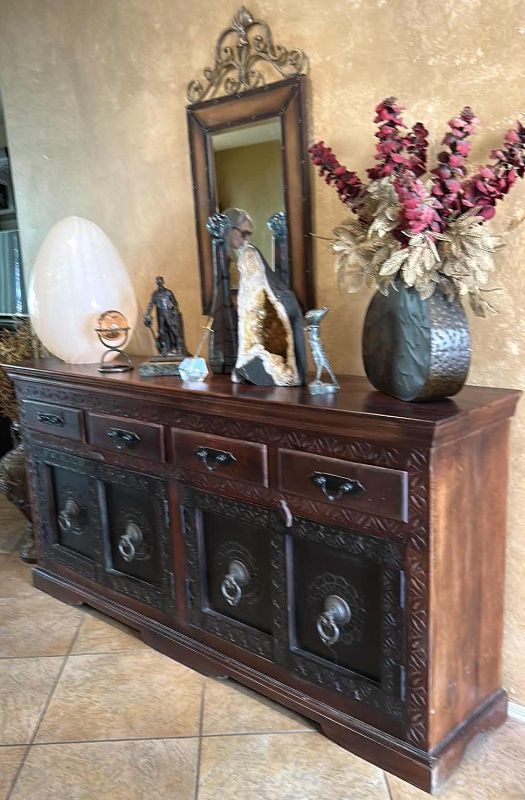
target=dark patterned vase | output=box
[362,281,471,402]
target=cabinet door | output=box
[98,465,175,613]
[181,487,279,661]
[32,448,102,580]
[273,515,406,723]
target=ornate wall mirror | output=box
[186,6,314,320]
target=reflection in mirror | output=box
[212,118,284,276]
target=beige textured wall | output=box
[215,140,283,263]
[0,0,524,701]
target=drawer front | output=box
[22,400,83,441]
[278,449,408,522]
[87,413,165,462]
[173,428,267,487]
[181,488,277,660]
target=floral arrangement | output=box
[310,98,525,316]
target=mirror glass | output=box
[0,87,27,321]
[212,118,284,285]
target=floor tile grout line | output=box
[1,728,316,749]
[0,648,150,661]
[193,680,207,800]
[383,771,394,800]
[5,614,84,800]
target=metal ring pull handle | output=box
[118,522,143,562]
[311,472,365,503]
[58,499,83,535]
[221,559,250,607]
[194,447,236,472]
[107,428,141,451]
[316,595,352,646]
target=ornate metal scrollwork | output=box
[187,6,308,103]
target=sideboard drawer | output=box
[87,413,165,462]
[278,450,408,522]
[22,400,84,441]
[172,429,268,487]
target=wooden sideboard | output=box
[6,358,520,792]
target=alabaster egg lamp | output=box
[29,216,137,364]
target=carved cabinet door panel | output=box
[181,487,280,662]
[31,447,103,580]
[96,465,176,614]
[273,515,406,724]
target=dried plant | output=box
[0,318,33,420]
[310,98,525,316]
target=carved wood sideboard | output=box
[6,358,520,792]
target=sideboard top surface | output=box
[6,357,520,447]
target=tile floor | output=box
[1,495,524,799]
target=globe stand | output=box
[95,326,133,373]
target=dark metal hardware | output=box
[107,428,141,451]
[37,412,64,427]
[311,472,365,503]
[316,594,352,646]
[221,559,250,606]
[118,521,143,562]
[57,499,83,535]
[194,447,236,472]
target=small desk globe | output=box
[95,309,133,373]
[97,310,129,348]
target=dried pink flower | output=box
[309,141,365,206]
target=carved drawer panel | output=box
[278,449,408,522]
[87,413,165,461]
[22,400,84,441]
[98,465,175,613]
[181,488,277,660]
[273,515,405,723]
[173,428,268,487]
[32,449,102,580]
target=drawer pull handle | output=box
[37,412,64,427]
[221,559,250,607]
[311,472,365,503]
[194,447,236,472]
[107,428,141,450]
[57,499,83,535]
[317,595,352,646]
[118,522,143,562]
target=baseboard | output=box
[508,701,525,723]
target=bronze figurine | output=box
[144,276,189,359]
[140,277,191,377]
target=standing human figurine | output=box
[143,276,189,358]
[305,307,339,395]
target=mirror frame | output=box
[187,75,314,315]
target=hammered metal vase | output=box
[362,281,471,402]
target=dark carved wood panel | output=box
[97,463,175,614]
[271,512,405,725]
[181,488,279,660]
[31,447,103,581]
